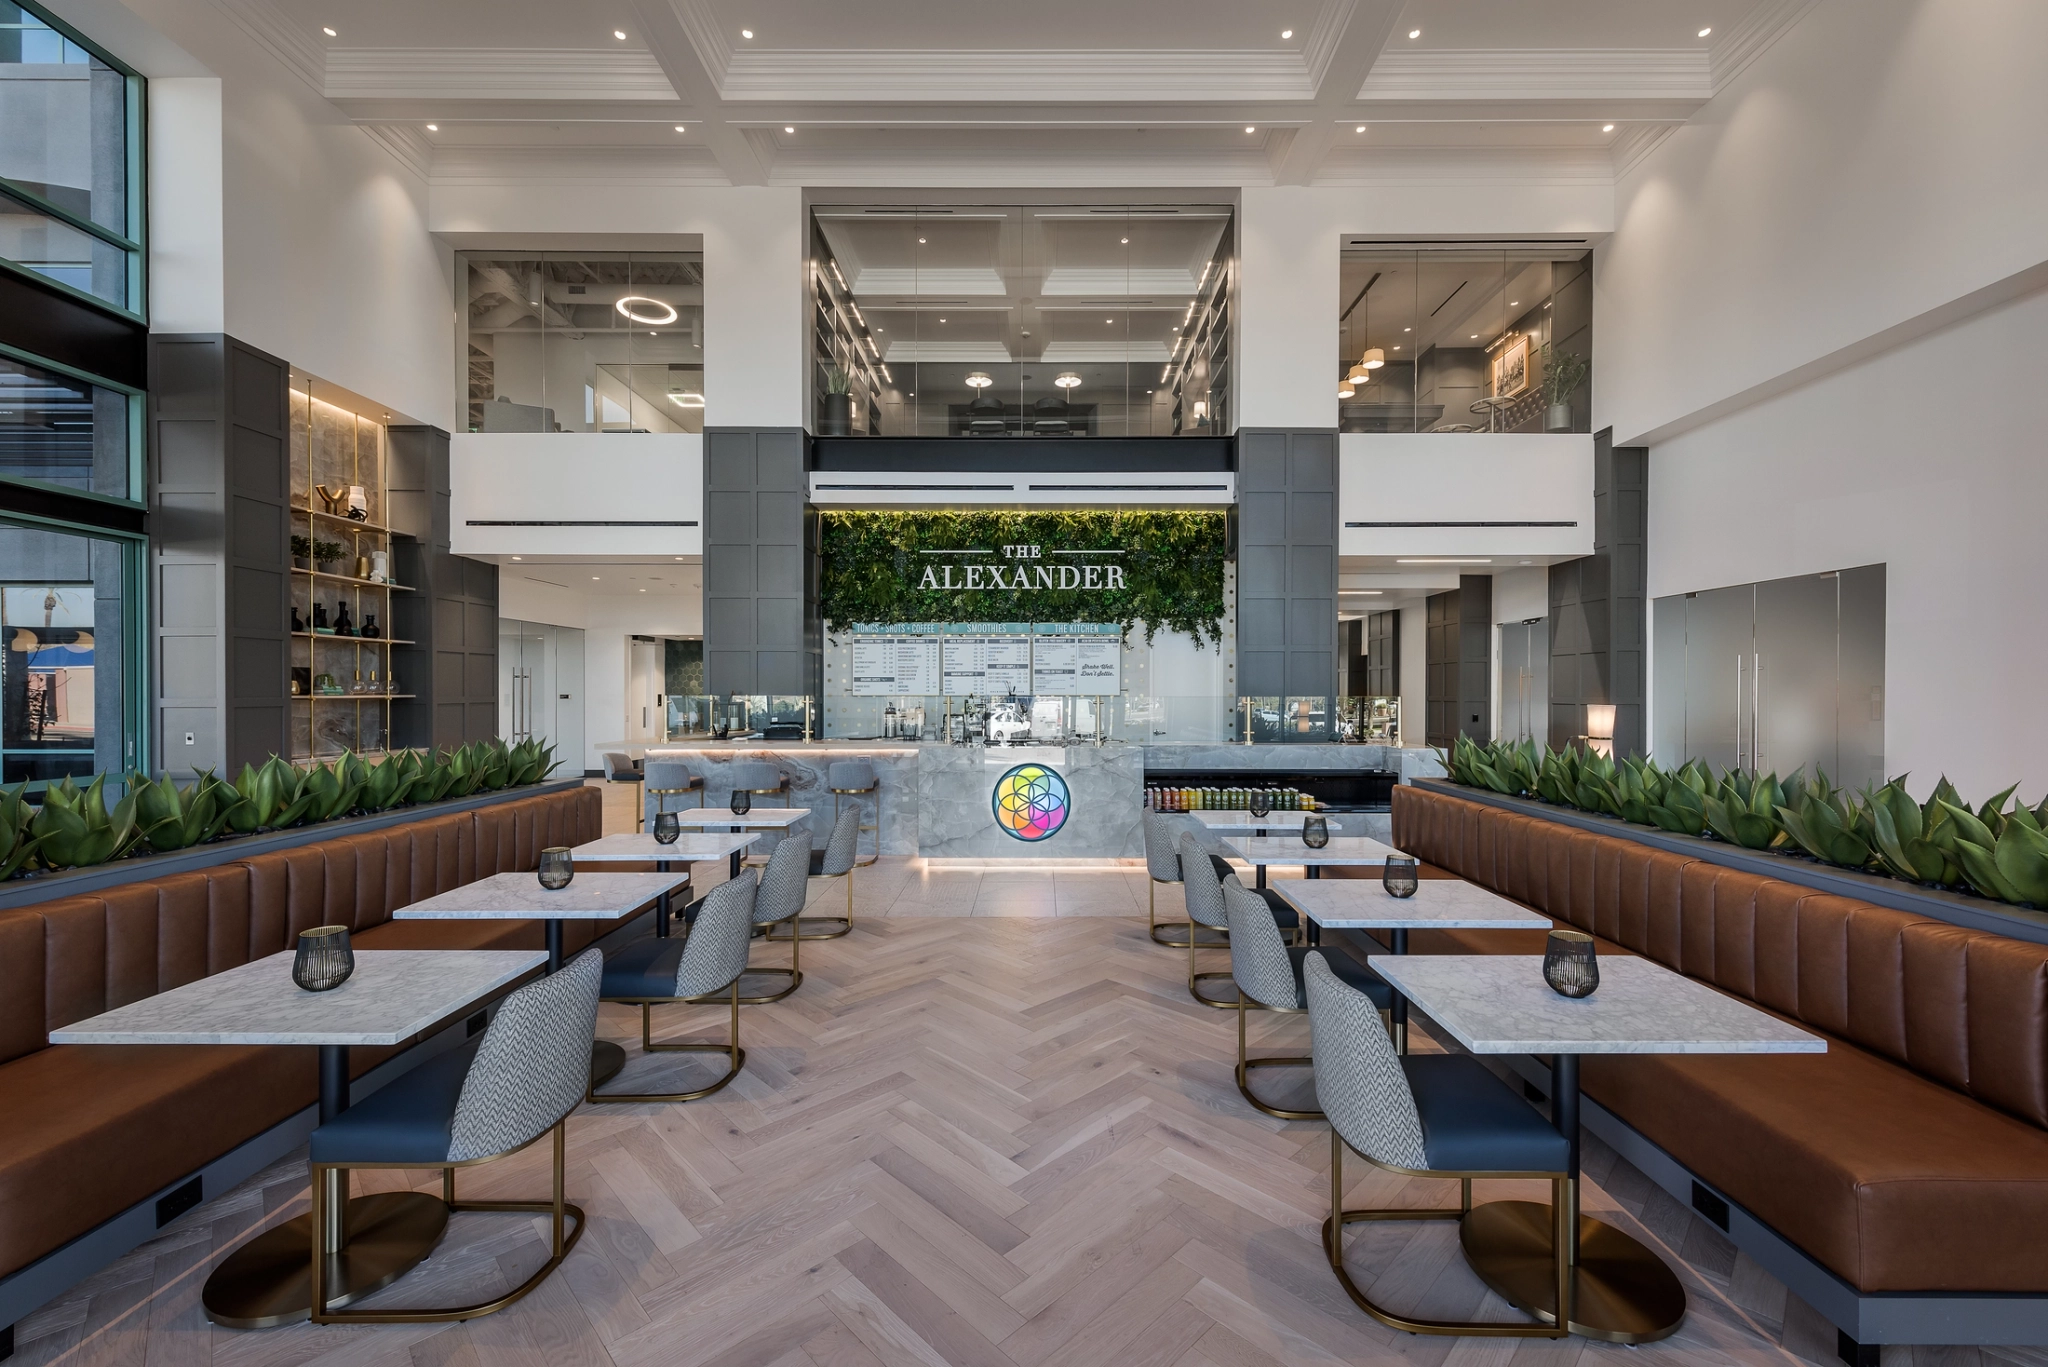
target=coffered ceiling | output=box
[227,0,1817,187]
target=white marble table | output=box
[1221,834,1403,889]
[394,871,688,969]
[1272,879,1551,1052]
[666,808,812,831]
[1189,809,1359,836]
[51,948,546,1328]
[569,833,760,933]
[1368,953,1824,1342]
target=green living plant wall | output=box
[819,510,1228,645]
[0,738,560,881]
[1443,735,2048,913]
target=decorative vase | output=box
[537,847,574,890]
[354,555,373,581]
[1546,402,1573,432]
[1301,816,1330,849]
[333,602,354,636]
[361,615,380,639]
[346,485,369,520]
[292,925,354,992]
[820,392,852,436]
[653,811,680,845]
[730,789,753,816]
[370,550,390,583]
[1383,855,1419,898]
[1543,929,1599,998]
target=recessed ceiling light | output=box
[1471,334,1479,339]
[1602,123,1615,132]
[639,588,646,592]
[1698,26,1712,37]
[1245,126,1256,133]
[675,125,686,132]
[938,317,945,323]
[425,123,438,131]
[674,557,684,561]
[1404,326,1411,332]
[1355,125,1366,133]
[613,30,626,40]
[741,28,753,38]
[1408,28,1421,38]
[917,236,926,243]
[1120,237,1129,244]
[1392,345,1401,351]
[784,126,794,134]
[321,25,336,36]
[591,576,600,581]
[1280,28,1293,39]
[1509,301,1518,307]
[512,556,522,561]
[1106,318,1113,324]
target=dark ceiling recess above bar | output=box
[810,436,1233,472]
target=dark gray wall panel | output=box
[1548,430,1647,755]
[389,425,497,752]
[704,429,817,699]
[1234,430,1337,703]
[1424,575,1492,748]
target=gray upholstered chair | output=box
[773,804,861,942]
[737,830,809,1003]
[589,873,755,1103]
[1305,953,1572,1338]
[304,948,603,1323]
[1178,831,1238,1009]
[728,760,791,805]
[641,758,704,831]
[1144,809,1214,950]
[1223,879,1391,1121]
[827,759,880,866]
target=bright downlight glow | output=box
[615,296,679,325]
[668,392,705,408]
[1054,372,1082,390]
[965,372,993,389]
[1361,348,1384,370]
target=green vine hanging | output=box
[818,510,1228,645]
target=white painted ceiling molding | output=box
[356,123,433,181]
[1708,0,1821,93]
[1358,50,1713,103]
[717,51,1318,104]
[324,49,679,102]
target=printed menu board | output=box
[942,635,1033,696]
[1030,637,1078,694]
[1076,635,1122,693]
[848,635,942,697]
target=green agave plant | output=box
[1701,769,1788,850]
[1774,769,1874,869]
[359,751,421,812]
[1867,775,1964,886]
[32,774,143,870]
[130,769,242,854]
[225,755,318,834]
[0,782,46,879]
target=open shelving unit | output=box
[288,375,415,762]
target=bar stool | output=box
[770,805,860,942]
[728,760,791,806]
[642,760,704,837]
[1223,879,1391,1121]
[602,752,644,830]
[828,759,881,866]
[1145,809,1219,949]
[737,830,809,1003]
[1304,952,1572,1338]
[303,948,603,1323]
[588,873,755,1103]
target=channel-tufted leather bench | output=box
[1352,783,2048,1296]
[0,785,606,1290]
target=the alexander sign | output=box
[915,544,1128,593]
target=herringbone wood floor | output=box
[14,868,2034,1365]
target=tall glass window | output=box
[1337,245,1591,435]
[809,204,1233,438]
[460,249,706,435]
[0,0,144,315]
[0,349,136,497]
[0,520,135,781]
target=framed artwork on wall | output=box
[1493,336,1530,398]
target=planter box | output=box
[0,778,589,912]
[1413,777,2048,947]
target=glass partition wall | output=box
[461,249,705,434]
[809,205,1233,437]
[1337,244,1591,435]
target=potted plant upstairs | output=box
[820,367,853,436]
[1540,343,1590,432]
[291,534,312,570]
[313,539,346,575]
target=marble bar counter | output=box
[631,740,1144,859]
[1141,742,1446,784]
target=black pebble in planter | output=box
[819,393,852,436]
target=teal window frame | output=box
[0,338,146,507]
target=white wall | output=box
[1597,0,2048,447]
[1649,280,2048,797]
[451,433,703,558]
[146,76,222,331]
[1338,434,1593,561]
[1491,567,1548,626]
[500,569,705,773]
[1239,183,1614,429]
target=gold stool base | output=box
[1151,920,1228,949]
[1190,970,1240,1009]
[203,1192,448,1328]
[590,1040,626,1088]
[769,916,850,941]
[1460,1200,1686,1344]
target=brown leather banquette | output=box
[0,785,605,1285]
[1376,782,2048,1296]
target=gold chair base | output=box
[1152,920,1228,949]
[1190,969,1240,1008]
[203,1192,448,1328]
[1460,1199,1686,1344]
[734,968,802,1004]
[588,991,747,1103]
[1235,1053,1321,1120]
[769,915,851,941]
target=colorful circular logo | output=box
[992,763,1070,842]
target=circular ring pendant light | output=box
[614,295,679,325]
[1054,372,1082,390]
[965,371,993,389]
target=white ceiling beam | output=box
[1275,0,1403,186]
[625,0,766,185]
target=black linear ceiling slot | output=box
[1339,271,1381,323]
[1345,520,1578,528]
[0,266,146,389]
[462,519,698,527]
[1429,281,1467,317]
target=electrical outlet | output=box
[184,732,195,745]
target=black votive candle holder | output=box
[537,846,574,891]
[293,925,354,992]
[1383,855,1419,898]
[652,811,681,845]
[1544,929,1599,998]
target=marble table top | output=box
[570,833,759,863]
[663,808,812,830]
[1223,835,1403,866]
[1368,955,1828,1056]
[49,950,546,1046]
[393,872,689,920]
[1189,810,1363,834]
[1274,878,1553,930]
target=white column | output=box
[146,77,223,332]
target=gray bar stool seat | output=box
[589,873,755,1103]
[737,830,809,1002]
[641,759,704,833]
[303,948,603,1323]
[728,760,791,804]
[1304,952,1572,1338]
[827,759,880,868]
[771,805,860,942]
[1224,879,1390,1121]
